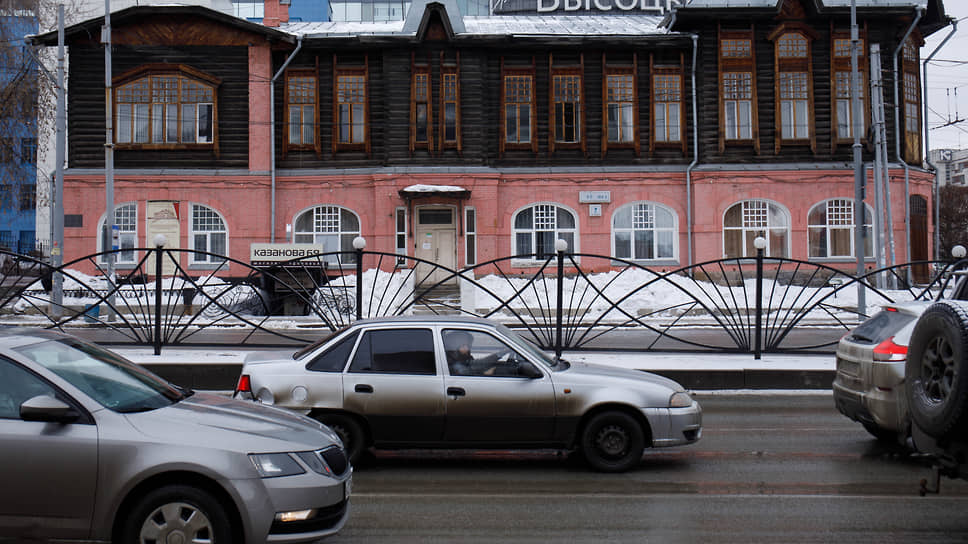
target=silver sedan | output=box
[0,328,351,543]
[236,316,701,472]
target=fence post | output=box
[554,239,568,360]
[153,236,166,355]
[753,236,766,360]
[353,237,366,321]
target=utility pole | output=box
[103,0,115,319]
[870,43,890,287]
[51,4,64,317]
[850,0,866,314]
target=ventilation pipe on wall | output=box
[922,18,958,260]
[270,36,302,243]
[686,33,699,269]
[892,6,921,268]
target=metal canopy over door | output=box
[415,207,457,285]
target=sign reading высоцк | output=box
[493,0,679,14]
[250,244,327,266]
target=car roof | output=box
[351,315,500,327]
[0,327,72,349]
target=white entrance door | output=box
[146,201,180,276]
[414,207,456,285]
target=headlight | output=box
[669,391,693,408]
[249,453,305,478]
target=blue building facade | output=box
[0,13,38,256]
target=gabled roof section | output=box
[668,0,949,37]
[402,0,466,37]
[28,4,294,46]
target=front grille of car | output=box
[269,500,348,535]
[320,446,349,476]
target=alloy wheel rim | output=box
[921,336,955,404]
[140,502,215,544]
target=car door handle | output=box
[447,387,465,397]
[355,384,374,393]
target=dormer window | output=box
[114,65,219,150]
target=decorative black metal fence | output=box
[0,246,963,355]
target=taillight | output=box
[236,374,252,394]
[873,337,907,362]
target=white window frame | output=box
[722,199,791,259]
[293,205,362,267]
[465,206,477,266]
[611,202,678,263]
[97,202,138,266]
[807,199,873,260]
[723,72,753,140]
[395,206,407,266]
[189,203,228,265]
[511,203,578,264]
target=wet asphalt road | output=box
[331,394,968,543]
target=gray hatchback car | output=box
[235,316,702,472]
[0,328,351,543]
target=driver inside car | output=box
[444,330,510,377]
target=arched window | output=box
[293,205,361,265]
[808,199,872,259]
[189,204,228,264]
[97,203,137,265]
[113,65,219,148]
[512,203,577,260]
[723,200,790,258]
[612,202,677,261]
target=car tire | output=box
[580,411,645,473]
[905,301,968,441]
[317,414,366,465]
[119,485,232,544]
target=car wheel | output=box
[119,485,232,544]
[905,301,968,441]
[862,422,899,444]
[580,411,645,473]
[317,414,366,465]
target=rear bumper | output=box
[833,361,906,432]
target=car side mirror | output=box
[517,362,543,379]
[20,395,80,424]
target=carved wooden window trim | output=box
[650,52,686,155]
[410,56,433,154]
[332,55,370,155]
[112,64,221,155]
[902,34,923,164]
[601,53,639,158]
[439,52,462,154]
[718,27,759,154]
[548,53,585,155]
[768,25,817,154]
[500,57,537,156]
[283,67,320,158]
[830,26,870,152]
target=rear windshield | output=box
[847,310,917,344]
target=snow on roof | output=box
[401,184,469,192]
[282,20,406,36]
[282,14,668,38]
[680,0,926,7]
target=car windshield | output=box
[15,338,188,413]
[848,310,918,344]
